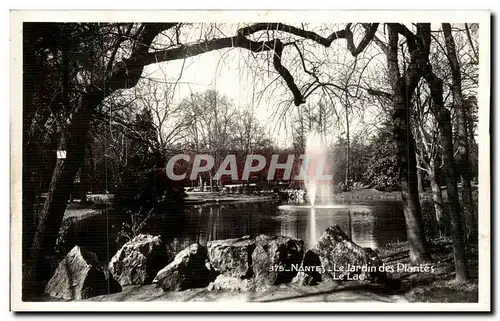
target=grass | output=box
[405,279,479,303]
[335,187,402,198]
[376,236,479,303]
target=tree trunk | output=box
[436,107,468,282]
[393,85,431,263]
[442,23,476,240]
[429,159,446,236]
[384,25,430,263]
[416,162,424,195]
[424,71,468,282]
[28,90,101,287]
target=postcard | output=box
[10,10,491,312]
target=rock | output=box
[45,246,121,300]
[207,275,252,292]
[313,225,386,283]
[108,234,167,286]
[154,243,214,291]
[291,271,317,286]
[207,235,256,278]
[251,235,304,286]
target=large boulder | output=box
[153,243,215,291]
[45,246,121,300]
[251,235,304,286]
[313,225,386,283]
[207,236,256,278]
[108,234,167,286]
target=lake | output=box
[57,198,413,267]
[144,199,408,254]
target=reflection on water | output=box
[274,201,407,249]
[310,208,317,250]
[146,200,408,254]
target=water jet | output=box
[277,130,374,248]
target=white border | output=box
[9,10,491,312]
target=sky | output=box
[129,23,385,148]
[130,22,478,148]
[140,48,287,145]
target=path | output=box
[86,282,407,303]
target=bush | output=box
[363,136,400,192]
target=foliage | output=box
[363,124,400,192]
[116,208,155,245]
[113,108,186,214]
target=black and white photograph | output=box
[10,10,491,312]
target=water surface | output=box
[148,200,408,253]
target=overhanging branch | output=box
[238,23,347,47]
[108,22,380,107]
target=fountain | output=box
[278,129,344,210]
[303,130,332,206]
[278,129,371,248]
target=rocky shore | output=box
[36,214,478,304]
[43,224,393,302]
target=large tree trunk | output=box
[28,90,102,290]
[429,159,446,236]
[424,72,468,282]
[387,25,430,264]
[393,84,431,263]
[442,23,476,240]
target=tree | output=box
[27,23,179,288]
[419,24,469,281]
[424,70,468,281]
[413,82,448,236]
[383,24,432,263]
[232,109,270,154]
[365,22,470,277]
[363,122,400,191]
[442,23,476,240]
[179,89,237,188]
[25,24,380,283]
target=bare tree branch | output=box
[130,23,378,106]
[237,23,347,46]
[366,88,393,100]
[345,23,379,56]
